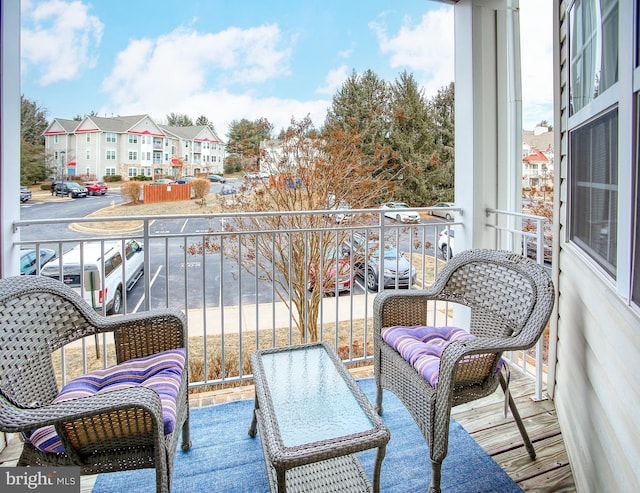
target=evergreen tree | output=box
[226,118,273,171]
[387,71,434,205]
[20,96,49,184]
[324,69,391,159]
[166,113,194,126]
[21,138,49,184]
[21,95,48,146]
[425,82,455,202]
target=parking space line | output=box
[132,264,163,313]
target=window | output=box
[86,133,91,143]
[54,135,59,144]
[568,0,622,279]
[128,168,138,177]
[106,133,117,143]
[569,0,619,115]
[86,149,90,160]
[128,134,138,144]
[105,167,116,176]
[125,240,141,260]
[570,109,618,276]
[128,151,138,160]
[104,252,122,278]
[85,167,90,175]
[106,150,116,160]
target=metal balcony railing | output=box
[14,206,549,397]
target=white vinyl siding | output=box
[555,0,640,492]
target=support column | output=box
[453,0,522,252]
[1,0,22,278]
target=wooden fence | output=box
[143,183,191,203]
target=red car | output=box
[308,247,356,295]
[83,181,108,196]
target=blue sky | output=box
[20,0,552,138]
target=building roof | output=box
[523,127,554,153]
[523,149,549,163]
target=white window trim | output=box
[567,0,635,301]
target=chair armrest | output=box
[0,386,164,435]
[97,309,188,363]
[374,290,441,337]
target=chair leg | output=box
[500,373,536,459]
[181,416,192,451]
[429,459,442,493]
[375,377,384,415]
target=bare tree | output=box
[188,115,404,342]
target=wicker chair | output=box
[373,249,554,493]
[0,275,191,493]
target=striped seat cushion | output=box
[28,348,186,454]
[382,325,500,388]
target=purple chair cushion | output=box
[28,348,186,454]
[382,325,475,387]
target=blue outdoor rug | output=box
[92,378,522,492]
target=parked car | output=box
[308,247,356,295]
[54,182,88,198]
[429,202,456,220]
[244,171,270,180]
[380,202,420,223]
[343,232,416,291]
[206,174,226,183]
[20,248,56,275]
[153,178,174,185]
[438,227,456,260]
[20,186,31,203]
[41,240,144,315]
[175,176,195,184]
[332,203,353,224]
[220,184,237,195]
[83,181,108,196]
[325,194,352,223]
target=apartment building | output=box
[43,114,225,181]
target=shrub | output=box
[224,158,242,174]
[120,181,143,204]
[191,178,210,205]
[103,175,122,182]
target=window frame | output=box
[567,0,638,304]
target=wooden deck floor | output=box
[0,366,575,492]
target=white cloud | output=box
[21,0,103,85]
[101,24,301,133]
[316,65,349,95]
[371,2,553,129]
[370,7,454,97]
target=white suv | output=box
[41,240,144,314]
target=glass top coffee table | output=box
[248,342,390,493]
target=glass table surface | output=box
[260,345,374,447]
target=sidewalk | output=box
[184,293,377,337]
